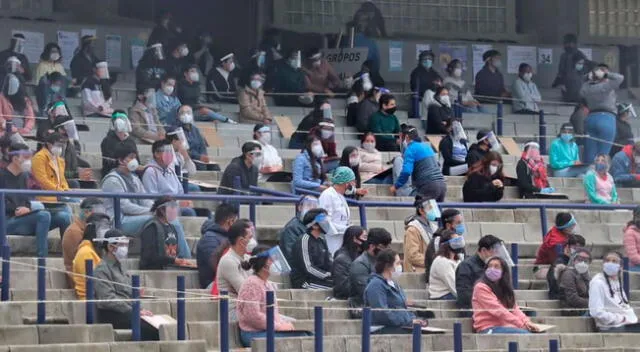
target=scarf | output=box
[521,152,549,189]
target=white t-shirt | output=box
[318,186,351,256]
[428,255,460,299]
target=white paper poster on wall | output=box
[472,44,493,78]
[579,48,593,61]
[11,30,44,64]
[57,31,79,69]
[507,45,537,74]
[81,29,97,38]
[130,38,146,68]
[537,48,553,65]
[389,41,403,72]
[416,44,430,60]
[105,34,122,68]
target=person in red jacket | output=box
[623,206,640,270]
[533,212,579,279]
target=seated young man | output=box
[0,143,72,257]
[81,61,113,117]
[177,64,235,123]
[100,143,191,258]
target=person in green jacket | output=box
[550,123,590,177]
[584,153,618,204]
[368,93,400,152]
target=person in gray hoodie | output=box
[581,64,624,164]
[100,142,190,258]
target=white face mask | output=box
[20,159,32,172]
[179,113,194,124]
[453,68,462,77]
[7,75,19,95]
[349,157,360,167]
[51,146,63,157]
[362,142,375,152]
[392,265,403,278]
[489,165,498,175]
[50,52,60,61]
[259,133,271,145]
[188,71,199,82]
[523,72,533,81]
[439,95,451,107]
[180,47,189,57]
[114,246,128,261]
[594,69,605,80]
[311,144,324,158]
[321,130,334,140]
[246,238,258,253]
[126,159,139,172]
[250,80,262,90]
[162,85,174,96]
[574,261,589,274]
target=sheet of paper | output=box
[438,43,468,71]
[537,48,553,65]
[472,44,493,79]
[105,34,122,68]
[579,47,593,61]
[416,44,430,60]
[507,45,537,74]
[532,323,556,333]
[389,41,403,72]
[81,29,96,38]
[141,314,176,329]
[57,31,79,69]
[131,44,145,68]
[11,30,44,63]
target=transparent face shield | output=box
[92,219,112,241]
[50,102,70,118]
[297,195,319,219]
[11,38,24,54]
[5,56,20,73]
[102,236,130,247]
[9,132,25,145]
[59,120,79,142]
[112,115,132,134]
[422,199,441,219]
[168,127,189,150]
[451,120,467,142]
[307,213,338,237]
[96,63,110,80]
[150,44,164,60]
[524,142,541,161]
[480,131,501,151]
[491,242,515,267]
[257,246,292,274]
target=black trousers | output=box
[97,308,159,341]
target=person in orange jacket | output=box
[31,131,70,202]
[533,212,579,279]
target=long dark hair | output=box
[339,226,365,260]
[41,42,62,62]
[2,75,27,112]
[467,151,504,180]
[602,251,628,303]
[481,256,515,309]
[303,134,323,179]
[627,206,640,229]
[241,245,271,272]
[339,146,361,188]
[435,229,461,261]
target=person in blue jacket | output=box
[292,135,327,193]
[611,141,640,188]
[389,125,446,201]
[364,248,427,334]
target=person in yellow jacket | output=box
[32,132,70,202]
[403,195,439,272]
[72,212,111,299]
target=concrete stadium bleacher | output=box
[5,79,640,352]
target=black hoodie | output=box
[466,143,488,168]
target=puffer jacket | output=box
[237,87,272,124]
[623,224,640,266]
[196,220,229,289]
[403,216,436,272]
[278,216,307,265]
[332,247,358,299]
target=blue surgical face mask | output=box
[426,207,438,222]
[561,133,573,142]
[422,59,433,69]
[575,63,584,71]
[50,85,61,93]
[454,223,465,235]
[595,162,607,172]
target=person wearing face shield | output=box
[547,234,586,300]
[139,197,191,270]
[94,229,160,341]
[318,166,355,256]
[177,65,235,124]
[270,49,314,107]
[175,105,211,171]
[278,195,319,264]
[289,98,334,149]
[207,53,238,103]
[70,35,98,86]
[409,50,441,118]
[512,63,541,114]
[462,151,505,203]
[534,212,580,279]
[466,129,496,168]
[581,63,625,162]
[611,103,636,157]
[252,124,283,180]
[301,48,340,96]
[0,33,31,82]
[584,153,618,204]
[429,229,465,300]
[35,42,66,85]
[290,209,334,289]
[142,140,197,218]
[81,61,113,117]
[165,39,192,77]
[218,141,261,195]
[100,110,139,176]
[516,142,554,199]
[475,50,511,104]
[31,132,71,201]
[62,197,105,283]
[165,126,197,179]
[403,195,440,273]
[135,43,168,91]
[100,143,191,259]
[426,86,452,134]
[128,86,165,144]
[439,119,469,176]
[0,72,36,137]
[610,141,640,188]
[238,71,273,124]
[71,212,111,298]
[557,248,592,316]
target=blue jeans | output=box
[584,112,616,164]
[478,327,531,334]
[629,265,640,272]
[120,215,192,258]
[551,165,591,178]
[239,330,312,348]
[434,293,456,300]
[196,109,228,123]
[180,207,197,217]
[6,209,72,257]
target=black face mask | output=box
[384,107,397,115]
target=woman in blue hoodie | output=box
[364,248,427,334]
[549,123,590,177]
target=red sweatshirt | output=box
[534,227,567,265]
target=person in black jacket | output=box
[135,44,167,90]
[547,234,586,300]
[178,64,234,124]
[462,151,505,202]
[288,98,329,149]
[332,226,367,299]
[426,86,452,135]
[353,60,385,89]
[100,110,139,177]
[0,33,32,83]
[611,103,635,157]
[439,119,468,176]
[147,10,180,50]
[196,203,238,288]
[206,53,238,103]
[516,142,554,198]
[356,87,382,133]
[139,197,190,270]
[474,50,509,104]
[218,141,261,195]
[165,39,192,77]
[70,35,98,86]
[466,129,493,168]
[409,50,441,118]
[455,234,504,315]
[349,228,392,311]
[290,208,334,289]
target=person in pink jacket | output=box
[472,256,540,334]
[623,207,640,270]
[0,73,35,137]
[358,132,386,182]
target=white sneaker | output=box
[227,118,238,124]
